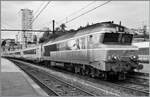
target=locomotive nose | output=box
[106,55,143,72]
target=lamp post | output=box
[23,30,27,48]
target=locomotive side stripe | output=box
[50,48,138,53]
[6,47,138,55]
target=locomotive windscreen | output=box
[102,33,133,45]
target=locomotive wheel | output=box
[51,61,56,66]
[95,69,100,78]
[90,73,95,78]
[80,68,86,76]
[74,65,80,74]
[71,64,75,73]
[75,66,78,74]
[118,72,126,80]
[90,68,95,78]
[45,61,50,67]
[64,63,71,71]
[108,71,115,80]
[85,67,91,76]
[104,72,108,80]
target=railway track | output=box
[127,74,149,81]
[13,61,95,96]
[110,81,149,96]
[126,76,149,86]
[108,72,149,96]
[126,72,149,86]
[10,59,149,96]
[128,72,149,78]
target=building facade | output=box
[20,8,33,47]
[1,39,15,52]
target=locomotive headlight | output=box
[130,55,138,61]
[112,56,119,60]
[107,55,119,62]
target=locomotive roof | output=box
[47,22,132,44]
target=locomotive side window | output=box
[23,49,36,54]
[87,33,101,49]
[88,35,94,49]
[15,52,20,55]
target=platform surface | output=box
[1,58,48,96]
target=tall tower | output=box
[21,8,33,47]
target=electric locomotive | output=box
[42,22,143,80]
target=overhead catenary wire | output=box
[2,20,18,29]
[2,2,51,33]
[38,1,96,28]
[34,2,46,17]
[3,2,45,30]
[57,1,97,24]
[65,0,111,24]
[30,1,51,26]
[1,29,53,32]
[2,1,110,32]
[31,1,47,35]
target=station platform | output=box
[1,58,48,96]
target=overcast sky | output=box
[1,1,149,39]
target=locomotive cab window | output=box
[102,33,133,45]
